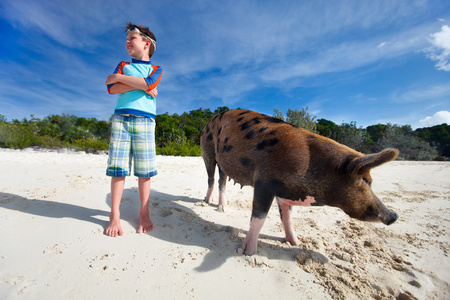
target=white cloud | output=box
[425,25,450,71]
[377,42,388,48]
[393,83,450,103]
[419,111,450,127]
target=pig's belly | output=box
[217,158,255,187]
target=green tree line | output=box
[0,107,449,160]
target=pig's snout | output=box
[380,210,398,225]
[374,197,398,225]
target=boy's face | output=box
[126,32,150,59]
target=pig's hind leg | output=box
[276,197,300,246]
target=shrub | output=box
[373,124,438,160]
[157,141,201,156]
[72,139,109,153]
[0,123,36,149]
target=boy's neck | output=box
[133,54,150,61]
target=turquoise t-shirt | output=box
[108,59,163,119]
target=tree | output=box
[214,106,230,114]
[331,122,368,152]
[415,123,450,158]
[374,124,438,160]
[155,113,186,146]
[316,118,338,138]
[273,108,284,120]
[366,124,386,144]
[273,107,317,132]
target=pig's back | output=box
[201,110,308,187]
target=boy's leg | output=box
[105,115,132,236]
[131,117,157,233]
[105,176,126,237]
[138,177,153,233]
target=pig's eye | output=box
[362,178,371,186]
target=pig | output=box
[200,109,399,255]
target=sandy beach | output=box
[0,149,449,299]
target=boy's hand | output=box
[146,88,158,98]
[105,74,119,85]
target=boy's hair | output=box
[126,22,157,58]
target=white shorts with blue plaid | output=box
[106,114,157,177]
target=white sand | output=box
[0,149,449,299]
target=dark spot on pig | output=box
[239,157,252,167]
[251,117,261,124]
[265,117,284,124]
[256,141,266,151]
[246,130,256,139]
[223,145,234,152]
[269,130,277,135]
[256,179,302,204]
[253,179,294,218]
[237,117,244,122]
[240,121,251,131]
[268,139,279,146]
[224,137,229,143]
[256,138,280,151]
[259,127,268,133]
[206,133,213,141]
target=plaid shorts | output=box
[106,114,157,177]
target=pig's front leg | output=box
[205,183,214,204]
[243,217,266,255]
[277,197,299,246]
[217,166,227,212]
[204,159,216,204]
[243,182,275,255]
[218,188,226,212]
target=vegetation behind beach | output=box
[0,107,448,160]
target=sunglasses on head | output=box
[127,27,157,50]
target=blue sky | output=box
[1,0,450,129]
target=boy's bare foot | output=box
[138,210,153,233]
[105,215,124,237]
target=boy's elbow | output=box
[107,84,115,94]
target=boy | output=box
[104,22,163,237]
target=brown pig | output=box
[200,109,399,255]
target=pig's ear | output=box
[348,148,399,175]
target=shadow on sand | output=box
[0,189,328,272]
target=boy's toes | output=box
[138,223,153,233]
[105,221,124,237]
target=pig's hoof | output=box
[244,248,257,256]
[285,236,300,246]
[242,244,257,255]
[217,204,225,212]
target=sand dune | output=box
[0,149,449,299]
